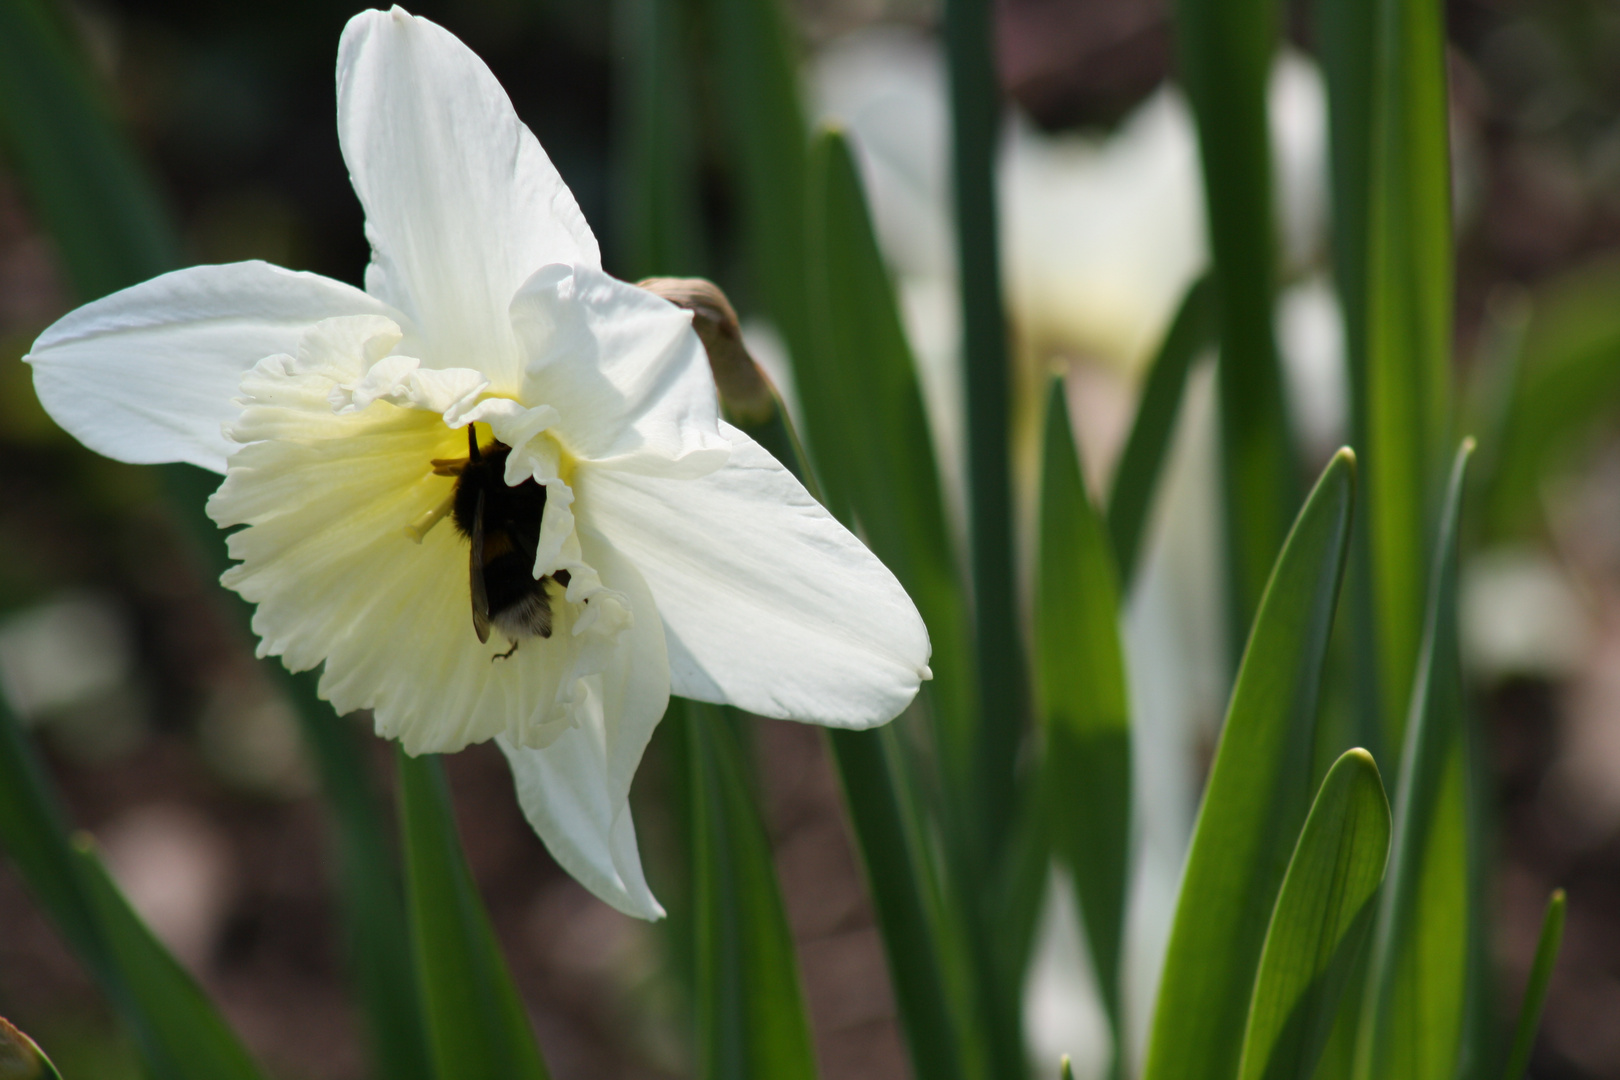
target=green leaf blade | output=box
[1238,749,1392,1080]
[0,0,177,298]
[943,0,1024,857]
[827,725,980,1080]
[687,704,818,1080]
[613,0,705,280]
[1355,0,1455,753]
[1170,0,1299,642]
[1036,381,1132,1049]
[698,0,811,362]
[1142,448,1357,1080]
[803,126,978,832]
[396,751,550,1080]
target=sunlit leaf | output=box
[1331,0,1455,755]
[1142,449,1356,1080]
[1237,749,1391,1080]
[1353,442,1473,1080]
[396,751,550,1080]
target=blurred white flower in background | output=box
[0,591,132,719]
[812,26,1337,1075]
[0,591,146,763]
[1462,547,1591,681]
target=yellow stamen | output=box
[405,491,457,543]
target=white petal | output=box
[508,265,729,475]
[578,423,931,728]
[25,261,400,473]
[337,8,600,386]
[498,529,669,921]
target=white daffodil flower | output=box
[25,7,931,920]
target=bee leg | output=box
[492,640,520,662]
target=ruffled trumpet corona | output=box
[24,6,931,919]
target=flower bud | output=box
[638,277,776,425]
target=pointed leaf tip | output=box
[0,1017,61,1080]
[1501,887,1567,1080]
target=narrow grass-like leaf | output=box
[1501,889,1565,1080]
[804,127,977,840]
[1036,382,1131,1064]
[0,1016,63,1080]
[72,840,268,1080]
[697,0,811,362]
[944,0,1025,854]
[1106,274,1217,589]
[1317,0,1380,762]
[613,0,705,279]
[1142,449,1356,1080]
[285,671,432,1080]
[828,726,979,1080]
[1353,442,1473,1080]
[1238,749,1391,1080]
[1170,0,1299,646]
[0,698,104,976]
[0,0,178,301]
[687,703,818,1080]
[396,750,550,1080]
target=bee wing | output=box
[469,488,492,644]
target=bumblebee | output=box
[432,425,568,657]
